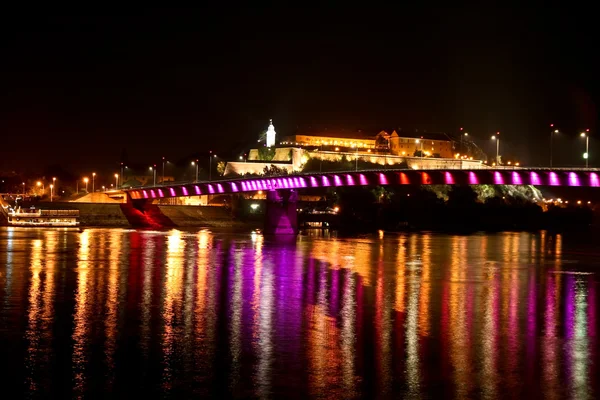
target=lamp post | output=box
[120,163,124,186]
[50,184,54,202]
[36,181,43,196]
[102,185,105,192]
[191,160,198,182]
[416,139,423,158]
[114,174,119,189]
[491,133,500,165]
[83,177,89,193]
[150,165,157,186]
[162,156,166,184]
[550,125,559,167]
[22,182,25,196]
[581,130,590,168]
[209,152,217,181]
[92,172,96,193]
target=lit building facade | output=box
[280,130,455,158]
[280,134,375,149]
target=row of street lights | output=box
[144,153,219,187]
[81,173,119,192]
[549,125,591,168]
[190,152,217,183]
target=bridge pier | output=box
[264,189,298,235]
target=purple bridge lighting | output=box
[125,168,600,200]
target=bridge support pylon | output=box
[264,189,298,235]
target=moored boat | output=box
[7,207,80,227]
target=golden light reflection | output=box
[310,239,373,286]
[417,234,431,337]
[73,229,92,396]
[341,271,357,397]
[448,235,473,398]
[394,235,407,312]
[162,229,185,390]
[480,263,500,399]
[230,245,244,388]
[375,241,392,395]
[25,239,43,391]
[256,258,275,398]
[141,232,156,356]
[307,264,342,398]
[194,229,215,378]
[104,230,123,388]
[405,261,421,398]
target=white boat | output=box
[7,207,80,227]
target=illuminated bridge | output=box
[122,168,600,234]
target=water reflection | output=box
[0,228,599,398]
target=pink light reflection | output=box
[530,172,541,186]
[169,188,176,196]
[359,174,368,185]
[143,190,148,199]
[511,172,522,185]
[194,185,201,195]
[150,190,156,198]
[346,174,355,185]
[310,176,318,187]
[379,173,388,185]
[182,187,188,196]
[568,172,580,187]
[444,172,454,185]
[493,171,504,185]
[158,189,164,198]
[322,176,331,187]
[334,175,342,186]
[231,183,238,192]
[549,172,560,186]
[468,172,478,184]
[208,185,215,194]
[590,173,600,187]
[217,184,224,193]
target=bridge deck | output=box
[124,168,600,200]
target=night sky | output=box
[1,6,598,174]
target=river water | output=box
[0,227,598,398]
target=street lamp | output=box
[149,165,157,186]
[114,173,119,189]
[191,160,198,182]
[581,131,590,168]
[491,133,500,165]
[50,184,54,202]
[209,152,217,181]
[550,124,559,167]
[83,177,89,193]
[162,156,166,184]
[22,182,25,196]
[415,139,423,158]
[102,185,105,192]
[120,162,124,186]
[92,172,96,193]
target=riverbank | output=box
[0,202,256,229]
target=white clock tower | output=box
[266,119,276,147]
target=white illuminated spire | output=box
[266,119,276,147]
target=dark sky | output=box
[1,6,598,174]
